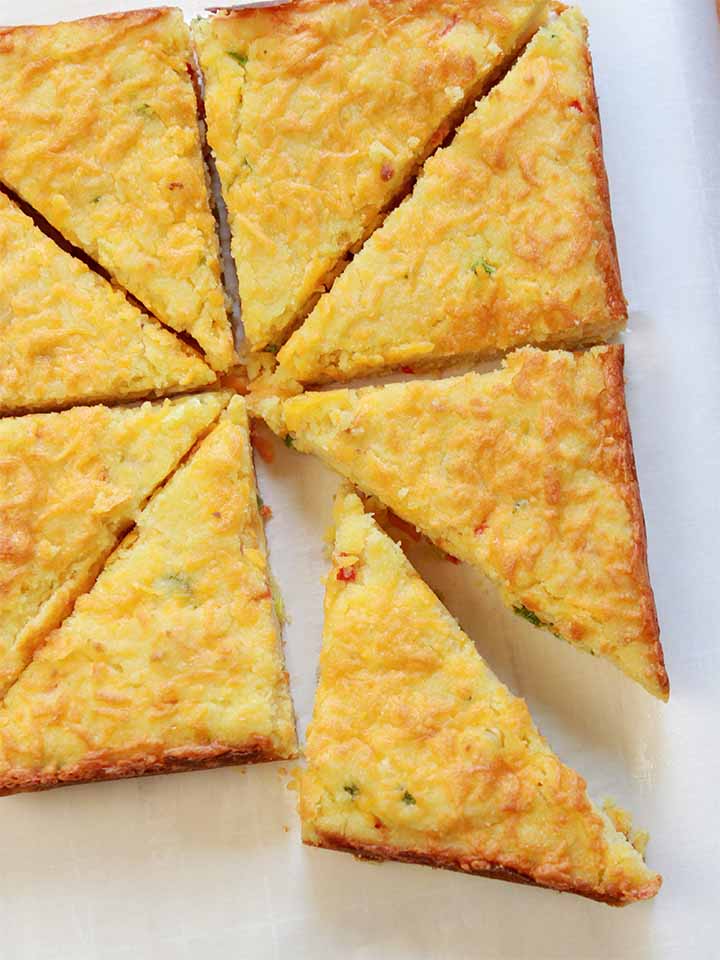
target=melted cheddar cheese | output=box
[266,347,667,699]
[194,0,549,351]
[0,191,214,414]
[0,8,233,370]
[300,487,660,905]
[0,397,296,793]
[0,391,228,699]
[279,8,626,383]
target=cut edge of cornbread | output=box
[0,742,286,797]
[303,830,657,907]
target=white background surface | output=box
[0,1,718,957]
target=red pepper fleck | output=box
[260,505,273,521]
[569,99,583,112]
[168,181,184,190]
[446,555,461,565]
[474,524,488,535]
[380,162,395,182]
[374,817,384,829]
[439,14,459,37]
[400,365,415,374]
[337,566,357,582]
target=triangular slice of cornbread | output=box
[0,191,215,414]
[300,486,661,905]
[279,7,626,384]
[0,391,228,699]
[0,9,234,370]
[0,397,296,795]
[262,346,667,699]
[193,0,549,352]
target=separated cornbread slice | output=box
[278,7,626,384]
[260,346,667,699]
[193,0,550,352]
[0,191,215,414]
[300,487,661,905]
[0,397,297,795]
[0,8,234,371]
[0,391,228,699]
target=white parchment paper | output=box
[0,1,718,957]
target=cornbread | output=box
[0,191,215,414]
[300,487,661,905]
[279,8,626,383]
[0,396,296,795]
[0,8,234,370]
[0,391,227,699]
[264,346,668,699]
[193,0,549,352]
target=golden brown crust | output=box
[0,7,233,370]
[300,488,661,906]
[597,346,668,698]
[0,190,215,414]
[0,398,297,792]
[277,346,666,697]
[0,7,172,41]
[581,30,627,324]
[213,0,533,25]
[0,393,229,698]
[0,739,289,797]
[277,9,629,384]
[195,0,548,350]
[306,832,660,907]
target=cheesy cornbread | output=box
[0,391,227,699]
[0,8,234,371]
[262,346,668,699]
[0,397,296,795]
[193,0,549,352]
[0,191,215,414]
[300,487,661,905]
[279,7,626,383]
